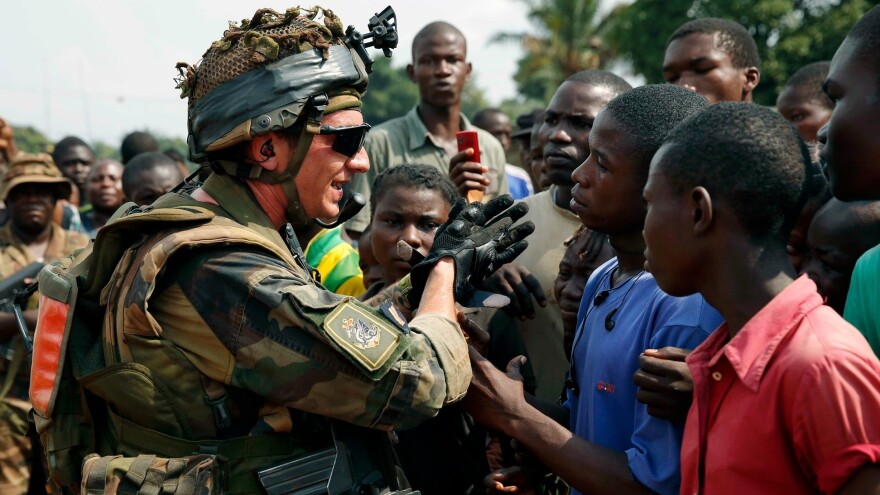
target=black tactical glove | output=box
[405,195,535,307]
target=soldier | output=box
[30,6,532,495]
[0,153,89,494]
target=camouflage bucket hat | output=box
[177,6,398,162]
[0,152,73,201]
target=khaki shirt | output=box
[347,106,509,233]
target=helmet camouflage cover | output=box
[175,5,396,225]
[177,6,393,162]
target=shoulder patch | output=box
[323,301,403,374]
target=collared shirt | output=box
[681,275,880,495]
[565,258,721,495]
[347,106,509,233]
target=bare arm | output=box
[465,349,650,495]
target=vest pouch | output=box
[79,361,190,440]
[81,453,221,495]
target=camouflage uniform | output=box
[59,170,469,493]
[0,155,88,494]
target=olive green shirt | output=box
[347,106,509,233]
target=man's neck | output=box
[293,222,322,248]
[700,244,795,339]
[418,101,462,142]
[608,230,646,284]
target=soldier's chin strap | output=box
[210,95,328,227]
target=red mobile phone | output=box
[456,130,481,163]
[456,130,484,202]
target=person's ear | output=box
[406,63,416,83]
[742,67,760,101]
[466,61,473,79]
[691,186,713,236]
[248,134,283,172]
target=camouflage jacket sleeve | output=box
[158,244,470,431]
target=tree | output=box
[604,0,875,106]
[492,0,610,103]
[12,125,52,154]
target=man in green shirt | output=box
[347,21,507,235]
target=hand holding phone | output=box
[456,130,484,203]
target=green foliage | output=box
[361,57,418,125]
[493,0,608,102]
[12,125,52,154]
[605,0,877,106]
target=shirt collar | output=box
[404,105,474,152]
[688,275,823,392]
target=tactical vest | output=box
[31,198,335,494]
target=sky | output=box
[0,0,573,146]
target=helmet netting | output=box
[175,6,346,109]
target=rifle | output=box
[0,261,43,359]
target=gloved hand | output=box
[405,195,534,307]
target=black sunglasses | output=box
[318,123,371,158]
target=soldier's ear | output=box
[248,133,287,172]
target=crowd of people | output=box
[1,4,879,495]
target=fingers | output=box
[449,149,473,170]
[458,310,490,356]
[506,355,527,382]
[522,273,547,307]
[494,240,529,266]
[485,201,528,229]
[644,346,692,361]
[481,194,516,223]
[637,352,692,378]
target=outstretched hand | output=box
[480,262,547,319]
[464,347,529,436]
[633,347,694,421]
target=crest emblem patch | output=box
[342,317,380,350]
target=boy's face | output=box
[819,36,880,201]
[370,186,450,286]
[801,199,880,314]
[663,32,756,104]
[554,232,614,357]
[642,148,699,297]
[541,81,616,188]
[776,85,832,143]
[357,230,385,289]
[570,112,645,235]
[786,198,826,273]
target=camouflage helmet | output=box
[176,5,397,226]
[177,6,396,162]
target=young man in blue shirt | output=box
[464,85,721,495]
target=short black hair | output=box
[565,69,632,96]
[472,108,508,130]
[412,21,465,60]
[163,148,186,163]
[602,84,709,177]
[782,61,833,108]
[120,131,160,164]
[667,18,761,69]
[846,5,880,88]
[52,136,93,162]
[658,102,810,245]
[370,164,460,218]
[122,152,182,197]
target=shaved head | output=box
[412,21,466,60]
